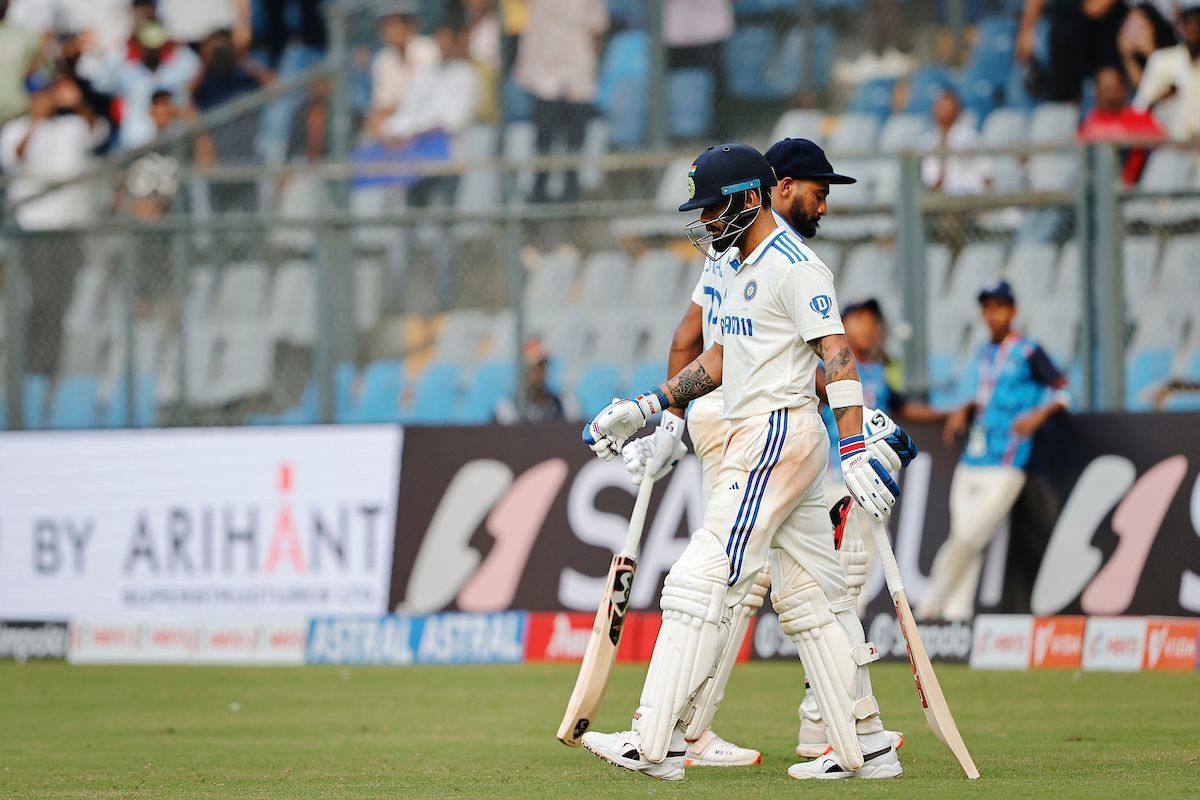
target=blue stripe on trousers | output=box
[732,408,788,582]
[727,409,786,584]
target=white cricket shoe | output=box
[580,729,685,781]
[684,730,762,767]
[788,740,902,780]
[796,719,905,758]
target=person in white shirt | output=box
[578,143,902,782]
[918,88,992,196]
[366,1,440,141]
[0,74,103,375]
[1133,2,1200,139]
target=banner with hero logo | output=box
[0,426,402,618]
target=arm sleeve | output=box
[1132,50,1172,112]
[1028,345,1067,388]
[786,261,845,342]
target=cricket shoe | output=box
[796,718,904,758]
[788,738,902,780]
[580,729,685,781]
[684,730,762,767]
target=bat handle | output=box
[620,474,655,557]
[869,515,905,597]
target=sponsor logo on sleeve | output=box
[809,295,832,319]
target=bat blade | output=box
[892,588,981,780]
[555,553,637,746]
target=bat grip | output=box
[869,516,905,596]
[620,474,655,557]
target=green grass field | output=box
[2,661,1197,798]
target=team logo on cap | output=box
[687,164,697,199]
[744,280,758,301]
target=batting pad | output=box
[634,529,729,763]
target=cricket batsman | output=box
[580,143,903,780]
[619,139,912,767]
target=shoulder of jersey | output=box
[764,230,826,269]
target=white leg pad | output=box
[773,567,881,770]
[633,529,730,762]
[685,564,770,741]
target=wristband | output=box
[825,379,864,409]
[636,388,667,417]
[838,434,866,462]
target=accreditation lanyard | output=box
[975,333,1020,410]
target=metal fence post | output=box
[4,233,26,430]
[120,232,137,426]
[896,153,928,398]
[172,144,190,426]
[503,167,525,405]
[1092,143,1125,410]
[648,0,668,151]
[1076,146,1097,410]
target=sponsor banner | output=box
[1029,616,1086,669]
[0,620,69,661]
[1082,617,1147,672]
[1143,618,1200,671]
[524,611,750,665]
[970,614,1033,670]
[305,612,527,666]
[68,619,307,665]
[0,426,402,618]
[390,416,1200,620]
[868,614,973,664]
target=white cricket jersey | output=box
[711,223,844,420]
[687,245,739,416]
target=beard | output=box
[786,208,820,239]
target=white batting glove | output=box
[839,434,900,520]
[622,414,687,485]
[863,406,919,475]
[582,393,662,461]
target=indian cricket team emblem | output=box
[687,164,697,199]
[810,294,832,319]
[743,279,758,301]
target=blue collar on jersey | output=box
[771,208,807,241]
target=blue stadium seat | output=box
[608,0,647,27]
[958,73,998,122]
[403,362,462,425]
[502,79,533,123]
[625,361,667,398]
[0,400,6,429]
[848,77,897,120]
[597,30,650,148]
[23,374,48,430]
[734,0,800,12]
[725,26,774,99]
[1003,64,1037,110]
[576,362,624,419]
[456,360,518,424]
[967,15,1017,89]
[725,25,833,101]
[104,373,157,428]
[1164,392,1200,411]
[343,359,404,423]
[1125,348,1172,410]
[276,381,319,425]
[546,357,566,396]
[334,362,357,420]
[668,68,714,140]
[47,375,99,429]
[905,66,955,114]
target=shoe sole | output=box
[581,741,684,781]
[684,753,763,768]
[788,763,904,781]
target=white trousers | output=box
[919,463,1026,621]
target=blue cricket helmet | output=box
[679,143,778,213]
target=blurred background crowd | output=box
[0,0,1197,430]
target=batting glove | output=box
[863,407,919,474]
[622,414,687,485]
[829,495,867,598]
[583,393,662,460]
[840,434,900,520]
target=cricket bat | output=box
[869,517,981,780]
[556,473,655,747]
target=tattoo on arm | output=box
[664,362,718,407]
[816,338,860,424]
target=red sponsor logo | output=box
[1143,619,1199,671]
[1030,617,1085,669]
[524,611,753,665]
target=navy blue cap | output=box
[679,143,778,212]
[977,279,1016,304]
[763,138,857,184]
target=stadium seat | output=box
[725,26,777,100]
[275,381,319,424]
[578,251,632,309]
[1163,392,1200,411]
[905,66,955,115]
[523,249,580,311]
[1122,236,1160,318]
[272,174,320,252]
[488,310,519,361]
[597,30,650,148]
[607,0,648,27]
[668,68,714,140]
[502,78,533,123]
[1003,64,1038,111]
[104,372,157,428]
[456,360,518,424]
[575,362,624,419]
[211,262,269,322]
[432,309,493,363]
[631,249,687,312]
[47,375,99,429]
[946,241,1008,306]
[965,16,1017,90]
[771,109,827,147]
[21,374,47,430]
[1124,149,1200,225]
[204,322,274,406]
[268,261,317,345]
[402,362,462,425]
[847,78,896,120]
[734,0,800,11]
[454,124,501,241]
[625,361,667,397]
[1125,347,1173,410]
[828,113,881,153]
[958,74,998,121]
[591,319,645,366]
[879,113,928,153]
[769,26,834,96]
[1159,234,1200,295]
[1030,102,1079,144]
[980,107,1029,147]
[344,359,405,423]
